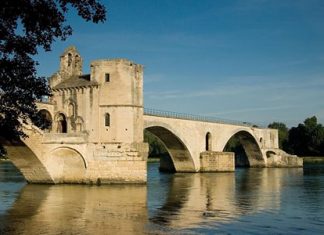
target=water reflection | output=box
[1,184,147,234]
[1,162,323,234]
[149,166,304,231]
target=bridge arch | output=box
[0,137,54,183]
[46,147,87,183]
[36,109,53,131]
[222,129,265,167]
[144,124,196,172]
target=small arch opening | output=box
[266,151,276,158]
[33,109,52,131]
[75,55,80,68]
[57,113,67,133]
[205,132,212,151]
[75,116,84,132]
[67,53,72,67]
[68,103,75,117]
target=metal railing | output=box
[144,108,259,127]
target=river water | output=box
[0,161,324,235]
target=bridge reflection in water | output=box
[0,162,304,234]
[148,166,302,231]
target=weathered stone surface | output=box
[200,151,235,172]
[265,149,303,168]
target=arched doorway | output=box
[56,113,67,133]
[223,131,265,168]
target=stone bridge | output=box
[1,46,302,184]
[143,110,296,172]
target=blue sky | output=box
[34,0,324,127]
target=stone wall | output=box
[200,151,235,172]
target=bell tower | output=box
[59,46,83,79]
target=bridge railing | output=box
[144,108,259,127]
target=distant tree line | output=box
[268,116,324,156]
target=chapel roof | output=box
[52,74,98,90]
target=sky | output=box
[34,0,324,127]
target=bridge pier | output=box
[1,139,54,184]
[199,151,235,172]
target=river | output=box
[0,161,324,234]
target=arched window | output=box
[57,113,67,133]
[68,53,72,67]
[105,113,110,127]
[206,132,212,151]
[68,103,74,117]
[75,55,80,68]
[75,116,84,132]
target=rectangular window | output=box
[105,73,110,82]
[105,113,110,126]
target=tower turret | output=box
[59,46,83,78]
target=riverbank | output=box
[302,156,324,164]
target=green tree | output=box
[287,116,324,156]
[303,116,324,155]
[144,130,168,158]
[268,122,289,150]
[0,0,106,155]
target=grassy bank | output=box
[302,156,324,164]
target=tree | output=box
[303,116,324,155]
[0,0,106,155]
[268,122,289,150]
[144,130,168,158]
[287,116,324,156]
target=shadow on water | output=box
[149,172,194,226]
[0,161,25,183]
